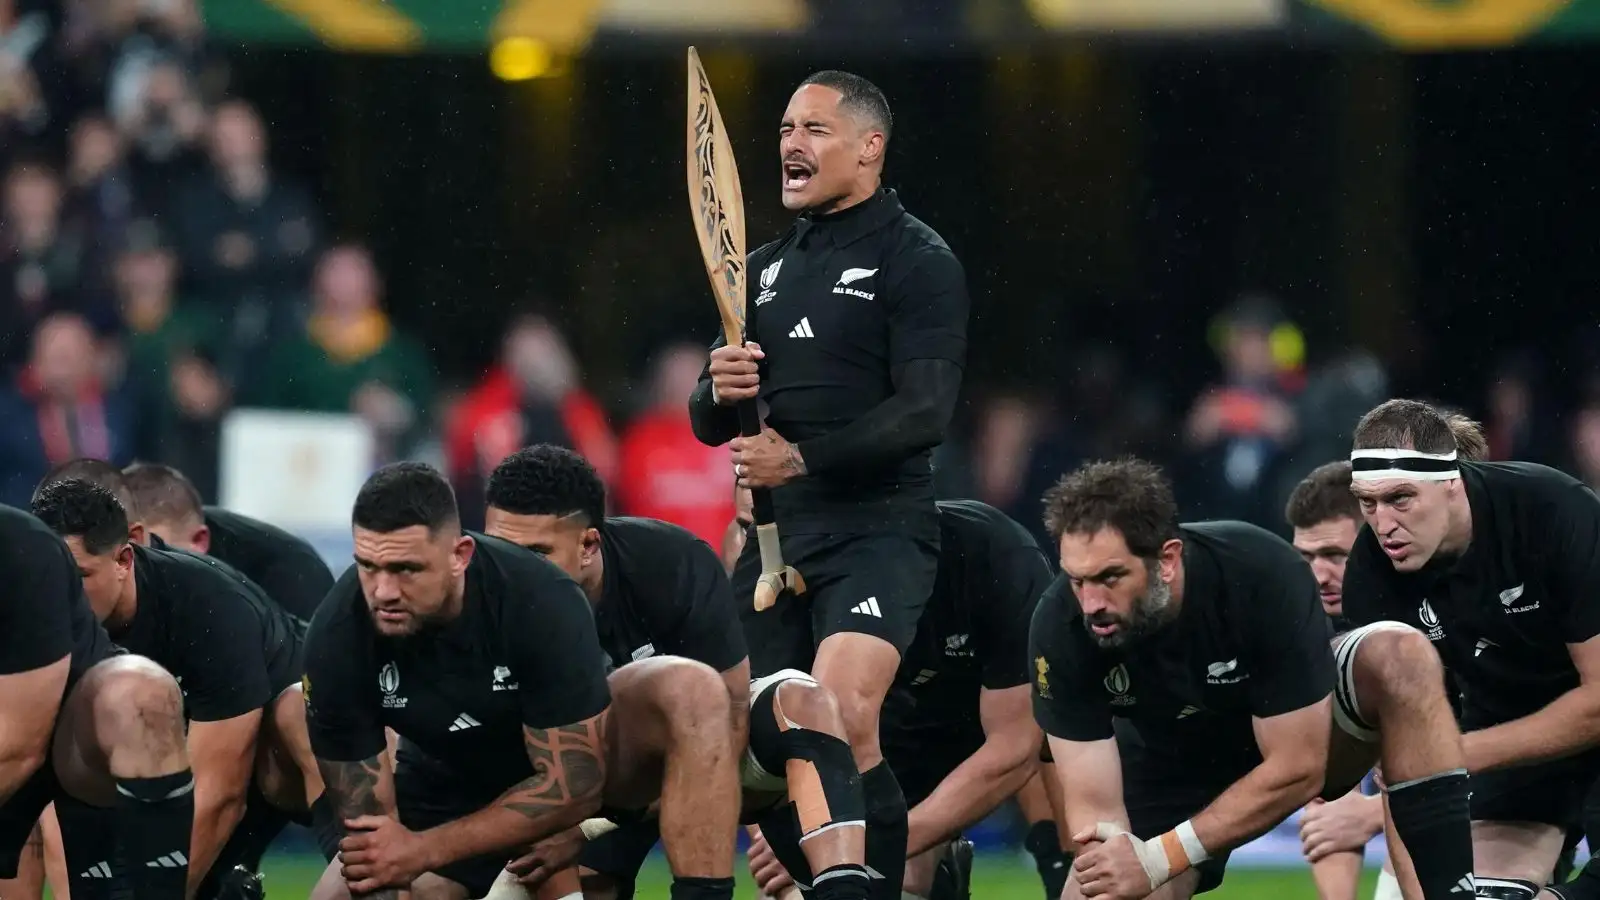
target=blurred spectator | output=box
[112,219,226,496]
[446,312,617,530]
[64,113,141,295]
[1182,296,1301,521]
[0,8,52,159]
[0,311,137,506]
[0,158,109,365]
[1484,355,1553,462]
[967,390,1080,553]
[615,342,733,548]
[251,243,432,463]
[115,57,206,211]
[1569,390,1600,491]
[171,98,318,340]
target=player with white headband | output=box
[1342,398,1600,900]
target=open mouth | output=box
[1381,540,1409,559]
[783,161,813,191]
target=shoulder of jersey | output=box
[604,515,703,547]
[1466,460,1586,494]
[0,502,60,542]
[1181,519,1298,565]
[895,211,955,256]
[936,499,1038,549]
[749,232,798,266]
[204,505,317,549]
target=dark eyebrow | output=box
[1071,564,1130,582]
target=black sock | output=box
[671,875,736,899]
[112,770,195,900]
[1024,821,1070,900]
[813,863,871,900]
[1385,769,1475,900]
[309,792,342,861]
[860,763,907,900]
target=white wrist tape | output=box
[1089,821,1209,890]
[579,817,619,841]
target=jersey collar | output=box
[798,188,904,248]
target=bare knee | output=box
[87,656,187,774]
[773,679,847,741]
[648,658,733,742]
[1354,628,1447,710]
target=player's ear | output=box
[859,130,885,166]
[451,534,476,577]
[1157,538,1184,584]
[115,542,135,573]
[580,527,601,567]
[192,524,210,554]
[126,520,148,547]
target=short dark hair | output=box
[352,462,459,535]
[1443,412,1489,462]
[1285,462,1360,530]
[1352,399,1457,456]
[31,478,130,556]
[1041,458,1179,558]
[799,70,892,141]
[122,462,204,526]
[486,445,606,527]
[35,458,136,517]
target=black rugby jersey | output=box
[1343,461,1600,724]
[882,500,1050,739]
[303,533,611,792]
[592,517,746,673]
[693,189,969,535]
[203,506,335,623]
[1030,521,1335,771]
[0,504,113,684]
[112,543,303,722]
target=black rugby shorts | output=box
[734,531,939,677]
[394,753,512,898]
[577,818,660,894]
[1463,698,1600,829]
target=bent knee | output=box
[1355,626,1445,689]
[773,678,846,740]
[88,656,183,726]
[624,657,731,725]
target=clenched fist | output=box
[709,342,765,405]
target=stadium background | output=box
[4,0,1599,894]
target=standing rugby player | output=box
[746,499,1049,900]
[1342,399,1600,899]
[1030,458,1474,900]
[692,69,968,899]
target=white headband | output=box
[1349,448,1460,482]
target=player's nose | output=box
[368,572,403,602]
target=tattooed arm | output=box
[317,751,401,899]
[415,710,610,871]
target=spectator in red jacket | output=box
[445,312,616,529]
[616,341,734,548]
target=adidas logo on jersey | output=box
[850,597,882,617]
[146,852,188,869]
[788,317,815,339]
[449,713,481,732]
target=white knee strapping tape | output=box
[483,868,533,900]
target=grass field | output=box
[254,852,1380,899]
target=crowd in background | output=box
[8,0,1600,558]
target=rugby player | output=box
[692,69,969,899]
[303,463,739,900]
[477,444,748,900]
[124,462,335,621]
[31,478,324,898]
[1030,458,1474,900]
[0,502,195,900]
[746,499,1051,900]
[35,457,148,544]
[1341,399,1600,900]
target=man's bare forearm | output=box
[418,718,608,871]
[1190,761,1322,854]
[907,742,1035,857]
[1465,686,1600,772]
[0,753,45,809]
[317,755,401,900]
[187,782,248,894]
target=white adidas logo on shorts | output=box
[850,597,882,617]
